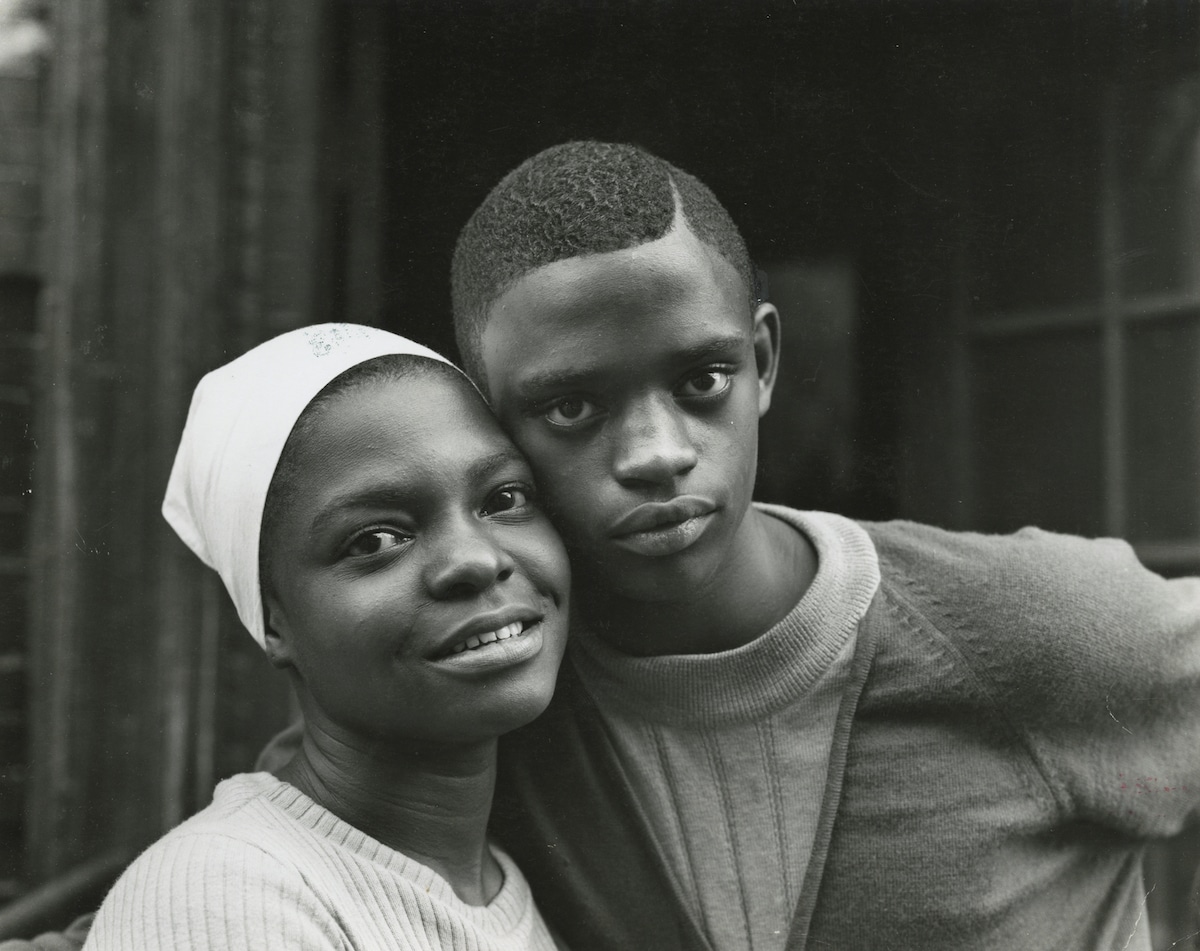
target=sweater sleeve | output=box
[0,915,92,951]
[873,521,1200,838]
[82,833,349,951]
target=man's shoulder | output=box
[860,517,1151,617]
[861,516,1130,573]
[855,517,1198,699]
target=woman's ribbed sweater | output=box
[83,773,558,951]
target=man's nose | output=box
[611,396,698,486]
[424,516,515,599]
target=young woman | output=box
[84,324,570,950]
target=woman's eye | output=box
[545,397,598,427]
[482,485,533,517]
[345,530,406,557]
[678,369,731,398]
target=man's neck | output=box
[278,721,502,906]
[579,507,817,657]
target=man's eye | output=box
[678,370,731,397]
[482,485,533,517]
[545,397,599,427]
[345,530,406,557]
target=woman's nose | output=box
[611,398,698,486]
[424,518,516,599]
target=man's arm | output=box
[0,912,93,951]
[254,719,302,773]
[873,520,1200,836]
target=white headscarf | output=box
[162,323,456,647]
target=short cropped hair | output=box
[451,141,757,384]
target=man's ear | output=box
[752,302,782,417]
[262,591,297,671]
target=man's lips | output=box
[607,497,718,557]
[608,496,717,537]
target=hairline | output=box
[462,193,758,389]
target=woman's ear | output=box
[752,302,782,417]
[262,592,297,671]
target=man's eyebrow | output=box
[672,334,747,364]
[517,333,747,395]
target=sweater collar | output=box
[567,507,881,726]
[223,773,534,931]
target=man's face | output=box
[480,221,778,604]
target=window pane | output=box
[973,331,1104,535]
[1119,76,1200,299]
[756,259,858,513]
[966,100,1102,314]
[1126,316,1200,542]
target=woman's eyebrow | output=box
[465,447,528,484]
[308,486,414,538]
[306,449,527,538]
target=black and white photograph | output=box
[0,1,1198,948]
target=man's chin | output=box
[593,552,719,606]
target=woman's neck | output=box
[277,720,503,906]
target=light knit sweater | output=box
[568,512,877,951]
[83,773,558,951]
[492,506,1200,951]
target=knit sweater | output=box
[567,513,876,951]
[83,773,558,951]
[490,506,1200,951]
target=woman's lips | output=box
[431,620,546,672]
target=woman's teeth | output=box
[449,621,525,655]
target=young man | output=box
[453,141,1200,950]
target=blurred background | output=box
[0,0,1198,944]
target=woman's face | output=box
[262,370,570,748]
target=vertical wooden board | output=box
[26,0,110,881]
[259,0,324,338]
[72,0,170,864]
[0,223,36,275]
[0,511,25,554]
[0,182,39,221]
[0,577,27,653]
[334,1,388,329]
[0,126,40,171]
[0,408,30,497]
[151,0,232,833]
[0,76,40,124]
